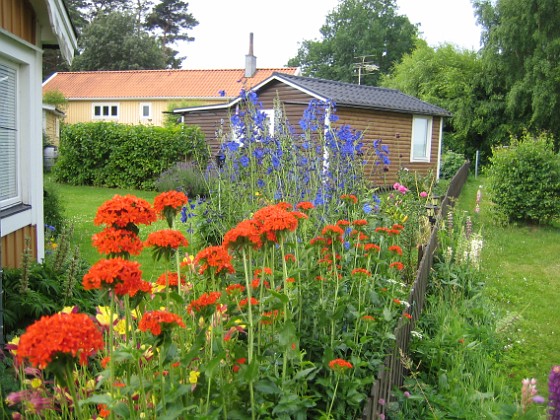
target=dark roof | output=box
[273,72,452,117]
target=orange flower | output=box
[98,404,111,418]
[351,268,371,276]
[145,229,188,249]
[16,313,104,369]
[284,253,296,263]
[156,271,187,287]
[321,224,344,242]
[253,204,299,243]
[94,194,156,228]
[232,357,246,373]
[340,194,358,204]
[328,358,353,372]
[388,245,403,255]
[223,219,262,250]
[403,313,413,320]
[225,283,246,295]
[336,220,350,227]
[187,292,222,314]
[361,315,375,322]
[139,310,185,336]
[393,298,402,305]
[352,219,368,227]
[260,310,280,325]
[153,191,188,214]
[239,297,259,307]
[194,246,235,276]
[92,227,143,256]
[296,201,314,211]
[363,243,381,253]
[83,258,151,297]
[389,261,405,271]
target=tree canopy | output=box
[288,0,418,86]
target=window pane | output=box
[412,117,429,159]
[102,106,109,116]
[111,106,118,116]
[0,63,18,203]
[142,105,150,117]
[94,106,101,116]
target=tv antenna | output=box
[353,55,379,85]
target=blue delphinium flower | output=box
[218,90,226,97]
[239,155,250,168]
[257,179,265,188]
[363,203,373,214]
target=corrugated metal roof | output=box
[273,73,452,117]
[42,68,299,100]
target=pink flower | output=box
[420,191,428,198]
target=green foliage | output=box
[54,122,208,190]
[487,131,560,224]
[42,89,67,108]
[440,150,467,180]
[71,12,167,71]
[154,161,210,197]
[163,100,206,127]
[2,229,99,336]
[43,182,66,232]
[288,0,418,85]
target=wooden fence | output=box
[362,161,471,420]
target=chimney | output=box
[245,32,257,78]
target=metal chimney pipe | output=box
[245,32,257,78]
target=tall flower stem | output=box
[64,363,85,420]
[279,240,290,386]
[327,376,340,418]
[241,248,256,420]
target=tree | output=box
[381,42,498,160]
[71,12,167,71]
[288,0,418,85]
[145,0,198,68]
[474,0,560,150]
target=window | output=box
[0,61,19,208]
[93,103,119,119]
[410,115,432,162]
[140,103,152,119]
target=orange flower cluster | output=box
[83,258,151,297]
[194,245,235,276]
[225,283,246,295]
[223,219,262,250]
[352,219,368,227]
[145,230,188,249]
[328,358,353,372]
[156,271,187,287]
[16,313,104,369]
[94,195,156,228]
[239,297,259,307]
[260,310,280,325]
[187,291,222,314]
[321,224,344,242]
[389,261,405,271]
[351,268,371,277]
[253,203,300,243]
[295,201,314,211]
[138,310,185,336]
[153,191,188,214]
[375,223,404,236]
[92,227,143,256]
[363,243,381,254]
[340,194,358,204]
[388,245,403,255]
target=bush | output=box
[43,182,66,232]
[154,161,210,197]
[440,150,466,180]
[54,122,209,190]
[487,131,560,224]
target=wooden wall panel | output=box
[0,0,36,44]
[1,225,37,268]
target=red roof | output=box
[42,68,299,100]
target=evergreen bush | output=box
[487,131,560,224]
[53,122,208,190]
[440,150,466,180]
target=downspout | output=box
[436,116,443,180]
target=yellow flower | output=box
[30,378,42,389]
[7,336,19,355]
[114,319,128,335]
[60,306,75,314]
[96,306,118,326]
[234,319,247,329]
[255,191,261,197]
[188,371,200,385]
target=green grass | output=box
[456,174,560,396]
[46,177,177,280]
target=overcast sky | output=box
[178,0,482,70]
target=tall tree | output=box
[71,12,167,71]
[288,0,418,85]
[381,42,497,160]
[474,0,560,149]
[145,0,198,68]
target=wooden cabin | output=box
[173,72,452,186]
[1,0,77,268]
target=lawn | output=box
[456,175,560,395]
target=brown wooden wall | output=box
[0,0,36,44]
[1,225,37,268]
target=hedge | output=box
[53,122,208,190]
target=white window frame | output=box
[410,115,432,162]
[92,102,119,119]
[0,58,21,209]
[140,102,152,119]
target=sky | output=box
[179,0,482,70]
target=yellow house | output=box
[42,103,65,146]
[42,67,300,126]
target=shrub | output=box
[43,182,66,232]
[54,122,209,190]
[154,161,210,197]
[440,150,466,180]
[487,131,560,224]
